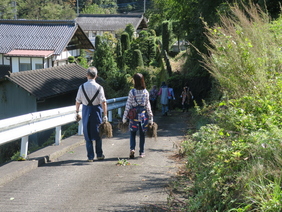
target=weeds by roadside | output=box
[167,2,282,211]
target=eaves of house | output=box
[0,19,94,56]
[5,63,88,100]
[75,13,148,32]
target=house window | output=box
[35,64,43,69]
[19,63,31,71]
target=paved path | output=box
[0,110,189,212]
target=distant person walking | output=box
[181,86,193,112]
[158,81,170,116]
[149,85,158,114]
[167,84,175,112]
[75,67,108,162]
[122,73,153,159]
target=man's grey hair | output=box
[87,67,98,78]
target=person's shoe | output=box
[97,155,105,160]
[87,159,94,162]
[129,150,135,159]
[140,153,145,158]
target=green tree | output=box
[40,3,76,19]
[116,39,124,70]
[81,4,106,14]
[82,0,117,14]
[136,30,157,66]
[120,32,130,53]
[68,56,75,63]
[172,20,186,52]
[77,49,88,68]
[148,37,157,65]
[132,49,144,69]
[162,20,173,54]
[92,32,118,80]
[17,0,76,19]
[95,35,101,48]
[0,0,15,19]
[124,23,135,41]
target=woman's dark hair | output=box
[133,73,146,90]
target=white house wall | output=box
[3,49,82,72]
[11,57,44,73]
[11,57,19,73]
[44,59,48,68]
[54,49,80,61]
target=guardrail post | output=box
[55,126,61,145]
[108,111,112,122]
[78,120,83,135]
[20,136,29,159]
[118,108,122,118]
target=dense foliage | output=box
[171,2,282,211]
[2,2,282,211]
[0,0,153,20]
[92,25,163,99]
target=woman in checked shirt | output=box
[122,73,153,159]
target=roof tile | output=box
[76,14,148,31]
[0,19,94,54]
[6,63,88,100]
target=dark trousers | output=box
[130,122,145,154]
[150,99,157,114]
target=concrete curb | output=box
[0,135,85,186]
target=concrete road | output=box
[0,110,189,212]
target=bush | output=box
[171,2,282,211]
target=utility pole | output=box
[12,1,17,19]
[144,0,146,13]
[77,0,79,16]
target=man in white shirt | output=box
[75,67,107,162]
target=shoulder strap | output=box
[82,84,100,106]
[132,89,140,106]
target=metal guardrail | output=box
[0,96,128,159]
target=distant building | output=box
[0,63,93,145]
[1,64,89,119]
[0,19,94,120]
[0,19,94,74]
[76,13,148,45]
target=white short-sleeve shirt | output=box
[76,79,106,106]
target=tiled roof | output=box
[76,14,148,32]
[0,19,94,55]
[5,63,88,100]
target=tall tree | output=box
[81,0,118,14]
[17,0,76,19]
[124,24,135,41]
[132,49,144,69]
[115,39,124,70]
[0,0,15,19]
[92,33,118,80]
[162,20,173,54]
[120,32,130,53]
[81,4,106,14]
